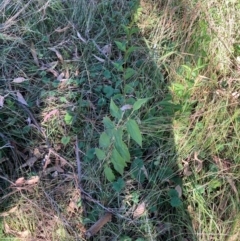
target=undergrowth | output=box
[0,0,239,240]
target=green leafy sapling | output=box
[95,98,150,182]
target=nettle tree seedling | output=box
[95,98,150,182]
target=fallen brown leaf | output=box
[120,104,132,111]
[15,177,25,186]
[92,54,105,63]
[33,147,42,159]
[48,47,63,62]
[25,176,39,185]
[57,72,65,81]
[175,185,182,198]
[101,44,112,56]
[194,152,203,173]
[46,68,59,77]
[43,109,59,123]
[0,206,18,217]
[43,154,51,170]
[16,91,28,106]
[133,202,146,219]
[20,156,37,168]
[39,61,58,70]
[226,176,239,202]
[55,24,70,33]
[30,42,39,66]
[76,31,87,43]
[182,160,192,177]
[12,77,27,83]
[0,95,4,108]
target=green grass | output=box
[0,0,240,240]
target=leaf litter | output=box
[12,77,27,83]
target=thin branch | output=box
[75,136,82,187]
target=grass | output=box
[0,0,240,240]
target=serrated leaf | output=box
[124,68,136,80]
[61,136,70,146]
[113,129,130,162]
[112,178,125,192]
[110,99,122,119]
[103,117,115,129]
[133,98,150,111]
[111,148,126,175]
[170,197,182,207]
[95,148,106,160]
[99,132,111,148]
[103,117,115,137]
[64,112,73,125]
[104,166,115,182]
[115,41,126,52]
[126,119,142,147]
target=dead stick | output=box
[85,212,112,238]
[75,136,81,186]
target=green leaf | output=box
[104,166,115,182]
[168,189,179,198]
[133,98,150,111]
[120,236,132,241]
[113,62,124,72]
[112,178,125,192]
[126,119,142,147]
[104,69,111,79]
[209,179,222,191]
[64,112,73,125]
[61,136,70,146]
[97,97,107,107]
[124,68,136,80]
[115,41,126,52]
[121,24,129,35]
[99,132,111,148]
[113,129,130,162]
[124,84,134,94]
[103,117,115,129]
[95,148,106,160]
[111,148,127,175]
[170,196,182,207]
[125,46,138,59]
[103,85,114,98]
[103,117,115,137]
[110,99,122,120]
[85,148,96,161]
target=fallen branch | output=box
[85,212,112,238]
[75,136,82,187]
